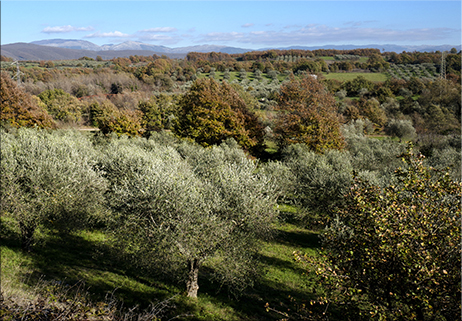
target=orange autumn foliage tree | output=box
[175,78,264,152]
[274,75,344,153]
[1,72,55,129]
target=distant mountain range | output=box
[1,39,460,61]
[29,39,248,54]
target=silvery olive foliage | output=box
[385,119,416,142]
[99,137,279,298]
[281,144,353,211]
[280,123,412,215]
[424,146,461,181]
[257,160,295,205]
[342,121,406,186]
[0,128,107,251]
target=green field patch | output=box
[322,72,388,82]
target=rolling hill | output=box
[1,43,187,61]
[2,39,460,61]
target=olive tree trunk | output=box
[19,222,35,252]
[186,258,200,298]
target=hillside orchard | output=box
[1,48,460,320]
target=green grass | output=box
[322,72,388,82]
[395,95,420,101]
[1,216,324,320]
[319,56,335,61]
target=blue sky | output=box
[2,1,461,49]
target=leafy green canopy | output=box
[38,89,83,123]
[304,145,461,320]
[89,100,143,137]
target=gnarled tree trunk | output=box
[19,222,35,252]
[186,258,200,298]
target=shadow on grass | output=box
[3,220,329,320]
[4,230,181,310]
[0,218,22,249]
[275,229,321,250]
[257,253,307,277]
[181,262,321,321]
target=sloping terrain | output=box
[1,43,186,61]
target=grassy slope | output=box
[322,72,388,82]
[1,215,323,320]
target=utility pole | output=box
[440,51,446,79]
[11,60,21,86]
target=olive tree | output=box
[0,128,107,252]
[385,119,416,142]
[281,144,353,212]
[101,137,279,298]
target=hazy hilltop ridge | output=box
[31,39,103,51]
[30,39,252,54]
[0,43,187,61]
[1,39,460,61]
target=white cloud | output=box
[197,26,460,46]
[242,23,254,28]
[284,24,303,29]
[199,31,244,42]
[139,34,172,41]
[135,27,182,44]
[42,25,94,34]
[137,33,184,45]
[85,31,130,38]
[343,21,378,27]
[139,27,178,33]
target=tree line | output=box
[2,68,460,159]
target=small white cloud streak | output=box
[343,20,378,27]
[42,25,94,34]
[139,27,178,33]
[284,24,303,29]
[196,26,460,46]
[137,33,184,45]
[242,23,254,28]
[139,34,173,41]
[85,31,130,38]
